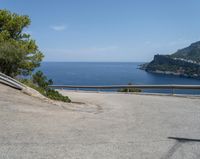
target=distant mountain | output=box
[140,41,200,79]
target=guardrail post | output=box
[171,88,174,95]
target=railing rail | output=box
[49,84,200,90]
[0,72,25,90]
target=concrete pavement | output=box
[1,83,200,159]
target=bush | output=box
[32,71,53,89]
[20,71,71,103]
[118,83,142,93]
[46,89,71,102]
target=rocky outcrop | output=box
[141,41,200,79]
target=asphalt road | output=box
[1,83,200,159]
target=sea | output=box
[39,62,200,94]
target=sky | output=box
[1,0,200,62]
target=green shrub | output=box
[46,89,71,102]
[20,71,71,103]
[32,71,53,89]
[118,83,142,93]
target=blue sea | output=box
[39,62,200,94]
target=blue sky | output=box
[1,0,200,62]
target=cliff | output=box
[142,41,200,79]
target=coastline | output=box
[138,64,200,80]
[147,70,200,80]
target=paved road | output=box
[1,84,200,159]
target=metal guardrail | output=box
[50,85,200,89]
[50,84,200,94]
[0,72,25,90]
